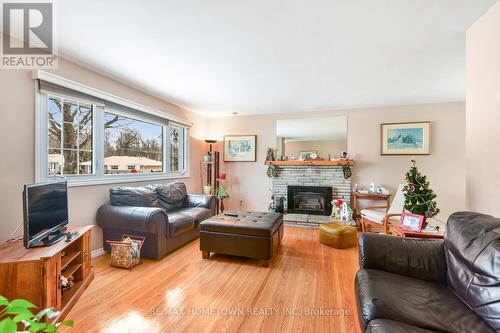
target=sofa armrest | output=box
[358,232,447,284]
[185,194,216,211]
[97,204,168,236]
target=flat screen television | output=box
[23,181,69,248]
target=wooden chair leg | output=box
[202,251,210,259]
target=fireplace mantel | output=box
[265,160,356,166]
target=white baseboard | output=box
[91,248,105,258]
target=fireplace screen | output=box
[293,193,325,212]
[287,186,332,215]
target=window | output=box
[47,96,94,176]
[169,125,186,172]
[104,112,163,175]
[37,80,189,185]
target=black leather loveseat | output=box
[97,182,215,259]
[355,212,500,333]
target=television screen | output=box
[24,181,68,247]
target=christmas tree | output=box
[403,159,440,218]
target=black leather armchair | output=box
[97,182,215,259]
[355,211,500,333]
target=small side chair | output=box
[360,184,405,234]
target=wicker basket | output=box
[106,235,145,269]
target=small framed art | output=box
[223,135,257,162]
[399,212,425,232]
[299,151,317,160]
[381,121,430,155]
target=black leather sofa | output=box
[97,182,215,259]
[356,211,500,333]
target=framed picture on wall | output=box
[299,151,317,160]
[223,135,257,162]
[381,121,430,155]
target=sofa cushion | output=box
[109,186,158,207]
[356,269,494,333]
[151,182,187,211]
[367,319,441,333]
[168,212,195,237]
[174,207,212,224]
[445,212,500,331]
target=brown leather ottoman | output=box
[200,211,284,267]
[319,222,357,249]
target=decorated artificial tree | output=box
[403,159,440,221]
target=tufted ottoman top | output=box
[200,211,283,238]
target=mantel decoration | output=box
[223,135,257,162]
[381,121,430,155]
[342,164,352,179]
[403,159,439,223]
[266,163,277,178]
[265,147,277,161]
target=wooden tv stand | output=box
[0,225,94,321]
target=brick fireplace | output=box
[270,165,352,226]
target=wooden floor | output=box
[65,227,362,333]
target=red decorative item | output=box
[399,212,425,232]
[218,173,226,180]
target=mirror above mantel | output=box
[276,116,348,161]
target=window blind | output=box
[38,79,105,106]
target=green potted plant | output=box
[0,295,73,333]
[212,184,230,212]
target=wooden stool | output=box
[319,222,357,249]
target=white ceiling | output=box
[277,116,347,141]
[54,0,496,117]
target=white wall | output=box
[466,1,500,217]
[207,102,465,221]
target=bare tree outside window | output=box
[45,94,186,180]
[48,96,94,175]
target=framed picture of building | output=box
[381,121,430,155]
[223,135,257,162]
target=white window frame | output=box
[169,124,188,173]
[35,72,190,187]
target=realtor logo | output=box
[1,0,57,68]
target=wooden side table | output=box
[393,225,444,239]
[352,192,391,221]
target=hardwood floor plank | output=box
[64,227,361,333]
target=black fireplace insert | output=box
[287,185,332,215]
